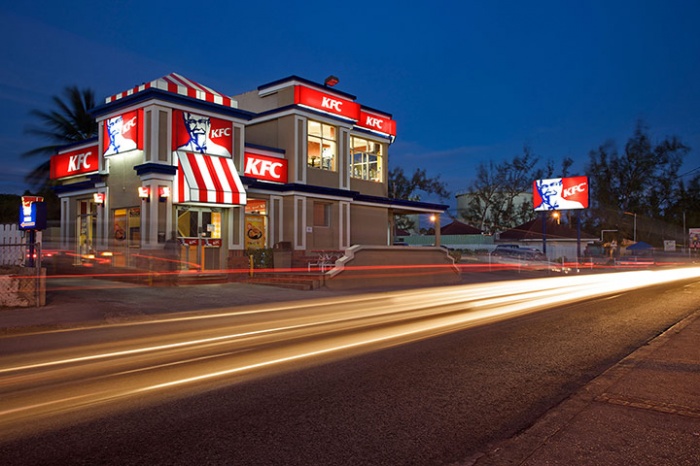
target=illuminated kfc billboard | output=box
[50,145,100,180]
[103,110,143,156]
[533,176,589,211]
[172,110,233,157]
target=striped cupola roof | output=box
[105,73,237,108]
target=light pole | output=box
[429,214,441,247]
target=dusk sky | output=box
[2,0,700,214]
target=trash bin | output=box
[273,242,292,269]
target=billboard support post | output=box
[541,212,547,256]
[577,211,582,261]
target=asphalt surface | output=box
[1,270,699,465]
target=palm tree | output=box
[23,86,98,187]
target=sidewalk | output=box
[1,275,699,465]
[0,270,526,333]
[0,278,349,334]
[471,308,700,466]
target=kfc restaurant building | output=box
[50,73,446,273]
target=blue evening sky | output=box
[2,0,700,214]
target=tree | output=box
[584,121,689,244]
[666,171,700,239]
[22,86,98,188]
[458,147,541,234]
[388,167,450,202]
[0,194,21,224]
[388,167,450,231]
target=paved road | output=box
[1,273,698,465]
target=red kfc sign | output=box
[244,152,288,183]
[533,176,589,211]
[357,109,396,136]
[103,110,142,156]
[172,109,233,157]
[50,145,100,179]
[294,86,360,121]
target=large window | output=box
[350,137,383,182]
[307,120,337,171]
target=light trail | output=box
[1,267,699,437]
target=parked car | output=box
[492,245,546,261]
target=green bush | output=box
[448,250,462,262]
[244,248,273,269]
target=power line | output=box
[678,166,700,178]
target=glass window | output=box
[176,207,221,239]
[113,207,141,247]
[313,202,331,227]
[308,120,337,171]
[350,136,383,182]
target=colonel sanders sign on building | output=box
[173,110,233,157]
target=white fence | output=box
[0,224,46,307]
[0,224,26,266]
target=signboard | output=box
[664,240,676,252]
[533,176,589,211]
[293,86,397,137]
[19,197,46,230]
[172,109,233,157]
[181,238,222,247]
[50,145,100,179]
[245,215,266,249]
[294,86,361,121]
[103,110,143,156]
[690,228,700,250]
[244,152,288,183]
[357,109,397,136]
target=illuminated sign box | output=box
[533,176,589,211]
[172,109,233,157]
[50,145,100,179]
[244,152,288,183]
[103,109,143,156]
[294,86,361,121]
[19,200,47,230]
[357,109,396,136]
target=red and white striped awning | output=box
[105,73,237,108]
[176,152,247,206]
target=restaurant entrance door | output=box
[176,207,223,270]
